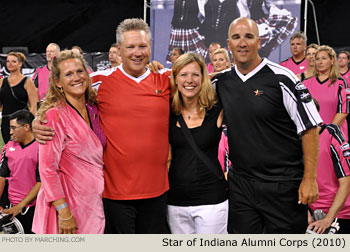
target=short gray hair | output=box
[290,31,307,44]
[116,18,151,45]
[47,43,60,52]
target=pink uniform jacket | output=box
[32,104,105,234]
[304,77,349,140]
[310,124,350,219]
[32,65,50,101]
[5,140,38,207]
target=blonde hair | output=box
[306,43,319,54]
[170,53,217,115]
[7,52,26,64]
[71,45,84,55]
[314,45,339,86]
[38,50,97,120]
[213,48,231,69]
[116,18,151,45]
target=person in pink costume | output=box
[32,43,60,101]
[338,51,350,82]
[32,50,105,234]
[308,100,350,234]
[303,45,349,140]
[206,42,221,74]
[280,31,308,75]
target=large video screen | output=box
[150,0,302,67]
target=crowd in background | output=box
[0,14,350,235]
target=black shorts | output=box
[227,170,307,234]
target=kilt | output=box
[257,14,297,58]
[167,27,208,63]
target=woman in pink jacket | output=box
[32,50,106,234]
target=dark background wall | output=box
[0,0,348,53]
[0,0,145,53]
[300,0,349,51]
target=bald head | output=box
[228,17,259,39]
[46,43,60,63]
[227,17,261,74]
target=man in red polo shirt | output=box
[34,19,171,234]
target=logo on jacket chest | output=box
[253,89,264,96]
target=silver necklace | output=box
[183,110,198,120]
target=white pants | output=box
[167,200,228,234]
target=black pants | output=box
[1,117,10,144]
[338,219,350,234]
[227,171,307,234]
[0,181,10,208]
[10,206,35,234]
[103,192,169,234]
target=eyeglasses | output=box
[9,125,24,130]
